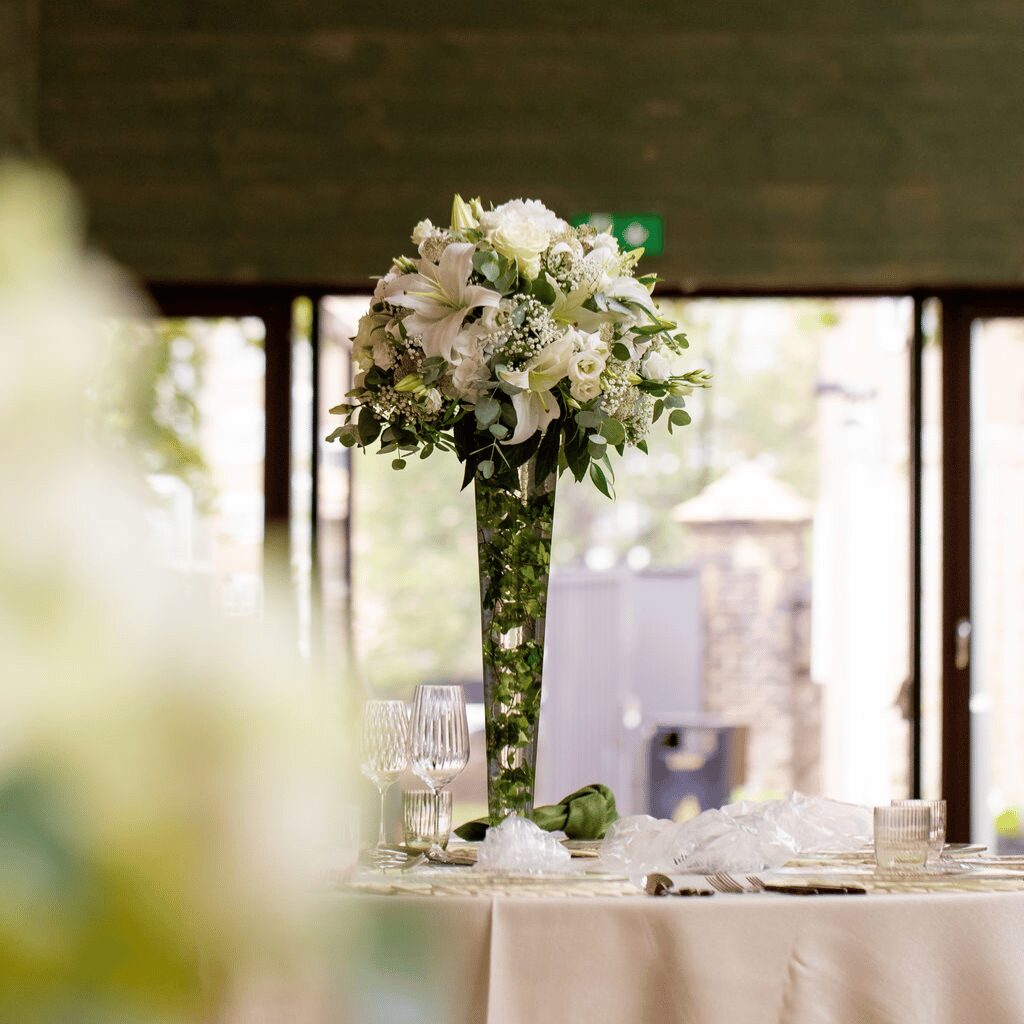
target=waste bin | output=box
[647,721,746,820]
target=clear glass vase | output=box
[474,454,556,825]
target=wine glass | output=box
[409,684,470,855]
[359,699,410,861]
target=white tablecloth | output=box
[347,888,1024,1024]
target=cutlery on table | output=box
[643,873,714,897]
[706,871,865,895]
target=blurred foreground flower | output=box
[0,162,352,1023]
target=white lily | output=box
[605,274,657,320]
[499,334,573,445]
[450,193,479,232]
[549,277,615,333]
[385,242,500,362]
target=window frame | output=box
[147,280,1024,835]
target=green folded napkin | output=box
[454,783,619,842]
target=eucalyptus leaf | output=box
[600,418,626,446]
[475,397,501,427]
[356,408,381,446]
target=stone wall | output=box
[682,517,820,796]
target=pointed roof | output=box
[673,461,813,524]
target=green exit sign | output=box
[570,212,664,256]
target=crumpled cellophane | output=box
[599,792,872,875]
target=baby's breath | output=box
[494,296,560,368]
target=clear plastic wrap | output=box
[474,813,572,874]
[599,792,872,875]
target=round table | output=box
[345,882,1024,1024]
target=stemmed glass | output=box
[409,684,470,856]
[359,699,410,862]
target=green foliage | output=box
[475,462,556,821]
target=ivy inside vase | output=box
[476,455,556,824]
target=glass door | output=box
[968,316,1024,850]
[940,297,1024,845]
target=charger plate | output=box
[346,867,635,898]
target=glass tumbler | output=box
[403,789,453,852]
[891,798,947,864]
[874,804,931,874]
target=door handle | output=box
[955,617,972,671]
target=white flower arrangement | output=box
[328,195,709,496]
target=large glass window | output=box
[103,316,267,616]
[323,295,915,817]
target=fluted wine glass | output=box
[359,699,410,861]
[409,684,470,855]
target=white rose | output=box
[588,231,619,254]
[371,336,394,370]
[451,353,491,403]
[351,314,377,370]
[490,220,549,280]
[564,326,605,355]
[411,219,436,246]
[640,350,671,381]
[568,349,606,403]
[454,308,499,362]
[423,388,443,414]
[479,198,567,238]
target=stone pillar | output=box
[674,462,818,796]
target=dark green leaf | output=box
[612,342,632,361]
[356,407,381,446]
[392,458,407,470]
[535,419,561,484]
[589,462,614,499]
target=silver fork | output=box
[706,871,753,893]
